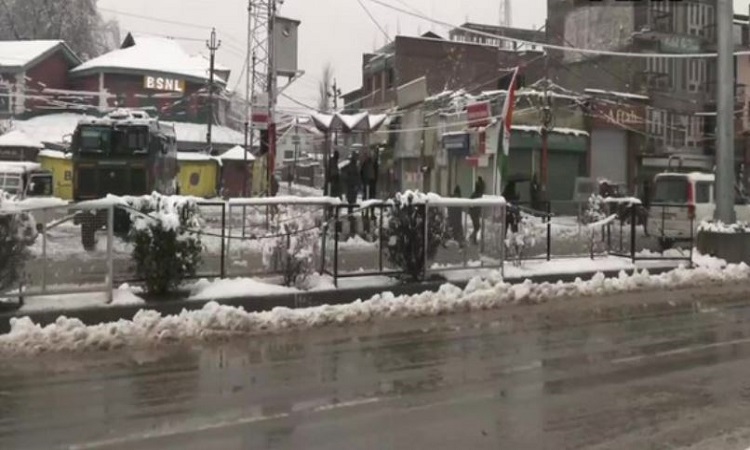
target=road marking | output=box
[67,396,381,449]
[611,336,750,365]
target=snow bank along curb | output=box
[1,261,748,354]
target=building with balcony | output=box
[547,0,743,190]
[356,30,545,112]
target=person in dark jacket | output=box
[341,152,360,237]
[328,150,341,198]
[360,150,378,234]
[469,177,486,245]
[447,185,465,248]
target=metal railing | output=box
[0,196,697,303]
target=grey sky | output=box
[99,0,750,113]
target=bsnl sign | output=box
[143,75,186,93]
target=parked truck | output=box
[69,109,179,250]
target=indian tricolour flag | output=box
[497,67,520,195]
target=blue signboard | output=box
[443,133,470,158]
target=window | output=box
[653,177,689,203]
[647,58,670,89]
[647,107,666,144]
[687,59,706,92]
[387,68,395,88]
[695,182,712,203]
[79,127,111,153]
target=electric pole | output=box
[266,0,278,194]
[330,77,341,151]
[715,0,736,223]
[206,28,221,154]
[540,19,552,194]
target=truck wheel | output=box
[81,220,97,251]
[658,238,673,253]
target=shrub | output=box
[126,193,203,296]
[0,191,37,295]
[383,191,445,282]
[505,214,542,266]
[261,210,320,288]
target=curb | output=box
[0,268,677,334]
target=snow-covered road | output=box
[2,280,750,449]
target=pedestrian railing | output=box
[0,194,698,304]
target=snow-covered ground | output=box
[1,254,745,354]
[10,284,145,313]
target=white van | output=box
[649,172,750,248]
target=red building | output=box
[67,33,231,124]
[0,40,82,118]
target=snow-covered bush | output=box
[126,194,203,295]
[0,191,37,294]
[505,214,542,266]
[581,193,606,225]
[261,211,320,288]
[383,191,446,281]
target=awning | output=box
[311,112,388,133]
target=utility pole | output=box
[243,1,252,199]
[715,0,736,223]
[206,28,221,154]
[266,0,278,194]
[540,19,552,194]
[290,115,300,190]
[330,77,341,151]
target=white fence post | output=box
[41,207,48,293]
[106,204,114,303]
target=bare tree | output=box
[318,63,334,113]
[0,0,120,59]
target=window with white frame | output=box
[647,107,666,144]
[687,59,706,92]
[686,115,705,148]
[647,58,670,89]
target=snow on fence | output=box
[0,194,695,303]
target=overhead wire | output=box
[356,0,391,43]
[365,0,750,58]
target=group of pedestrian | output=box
[447,176,486,247]
[326,149,379,237]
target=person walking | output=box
[341,152,361,238]
[447,185,465,248]
[469,176,486,245]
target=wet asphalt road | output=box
[2,283,750,450]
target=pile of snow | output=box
[339,235,377,250]
[2,258,748,354]
[17,284,144,313]
[698,220,750,234]
[189,278,298,301]
[0,130,42,149]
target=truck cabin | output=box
[74,123,152,156]
[0,163,53,199]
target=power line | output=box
[100,7,246,46]
[366,0,750,59]
[356,0,390,42]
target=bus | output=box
[70,109,179,250]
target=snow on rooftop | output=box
[0,161,41,173]
[512,125,589,137]
[12,113,91,144]
[0,130,43,149]
[0,40,65,67]
[177,152,222,165]
[71,35,228,84]
[11,113,245,146]
[167,122,245,145]
[220,145,256,162]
